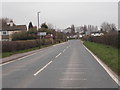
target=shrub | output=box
[2,40,39,52]
[82,33,118,48]
[2,39,54,52]
[12,31,38,41]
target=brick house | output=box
[0,20,27,41]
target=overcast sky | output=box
[2,1,118,30]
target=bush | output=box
[12,31,38,41]
[82,33,118,48]
[2,38,54,52]
[2,40,39,52]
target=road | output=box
[2,40,119,88]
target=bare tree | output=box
[75,26,80,33]
[47,23,54,29]
[101,22,117,32]
[0,18,11,27]
[71,24,75,35]
[83,25,87,34]
[109,23,117,31]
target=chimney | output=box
[9,20,14,26]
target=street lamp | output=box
[37,12,41,48]
[37,12,40,30]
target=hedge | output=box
[82,33,118,48]
[2,39,52,52]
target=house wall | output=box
[64,28,72,33]
[0,30,21,41]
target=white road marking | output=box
[0,60,15,66]
[1,52,38,66]
[83,44,120,86]
[34,61,52,76]
[1,42,67,66]
[66,45,70,49]
[55,53,62,58]
[63,49,66,52]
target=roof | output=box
[65,27,72,30]
[0,25,27,31]
[91,31,103,34]
[45,34,53,38]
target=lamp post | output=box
[37,12,40,30]
[37,12,41,48]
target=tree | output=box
[27,28,37,34]
[47,23,54,29]
[41,23,48,29]
[83,25,87,34]
[101,22,117,33]
[75,27,81,33]
[71,24,75,35]
[0,18,11,27]
[28,22,33,29]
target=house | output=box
[0,20,27,41]
[63,27,72,34]
[45,34,54,44]
[91,31,104,36]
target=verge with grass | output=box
[84,41,119,75]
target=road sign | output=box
[37,32,47,36]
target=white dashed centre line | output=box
[63,49,66,52]
[34,61,52,76]
[55,53,62,58]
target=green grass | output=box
[84,41,119,75]
[2,44,52,58]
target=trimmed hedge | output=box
[82,33,118,48]
[2,39,52,52]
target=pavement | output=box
[2,40,119,89]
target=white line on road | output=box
[1,42,67,66]
[1,52,39,66]
[34,61,52,76]
[63,49,66,52]
[0,60,15,66]
[55,53,62,58]
[83,44,120,86]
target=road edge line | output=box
[82,44,120,86]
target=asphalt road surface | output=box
[2,40,119,88]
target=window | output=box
[2,31,8,35]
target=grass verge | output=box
[84,41,119,75]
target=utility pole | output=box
[37,12,40,30]
[37,12,41,48]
